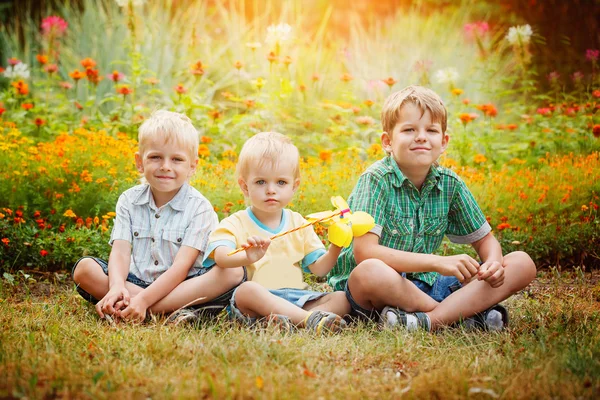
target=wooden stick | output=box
[227,210,343,256]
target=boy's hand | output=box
[478,261,505,288]
[96,286,130,319]
[243,235,271,264]
[435,254,480,283]
[118,296,148,323]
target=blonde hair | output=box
[381,85,447,135]
[236,132,300,180]
[138,110,199,160]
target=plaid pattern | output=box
[328,156,491,291]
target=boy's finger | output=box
[96,302,105,318]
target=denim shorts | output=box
[72,256,246,316]
[345,273,462,321]
[229,285,328,323]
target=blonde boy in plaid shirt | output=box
[72,110,245,323]
[328,86,536,331]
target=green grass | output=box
[1,271,599,398]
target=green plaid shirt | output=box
[328,155,491,291]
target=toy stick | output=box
[226,209,349,256]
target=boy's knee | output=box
[505,251,537,288]
[235,281,263,298]
[72,257,98,284]
[349,259,393,292]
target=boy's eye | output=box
[256,180,265,185]
[277,180,287,185]
[403,128,414,132]
[173,158,184,162]
[149,155,161,159]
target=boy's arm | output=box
[96,240,132,318]
[119,245,200,321]
[307,244,342,277]
[353,233,479,283]
[213,236,270,268]
[471,232,505,287]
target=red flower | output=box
[40,249,49,257]
[174,83,187,94]
[593,90,600,98]
[34,118,45,126]
[593,124,600,138]
[21,103,34,111]
[44,64,58,74]
[36,54,48,65]
[0,107,5,116]
[117,85,133,95]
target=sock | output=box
[405,313,431,332]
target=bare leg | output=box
[304,291,351,316]
[427,251,536,330]
[72,258,143,300]
[234,281,312,325]
[149,266,244,313]
[347,258,439,312]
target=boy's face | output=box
[135,137,197,205]
[238,159,299,217]
[381,102,448,173]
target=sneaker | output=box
[303,310,347,334]
[167,308,199,326]
[464,304,508,331]
[380,306,431,332]
[261,314,296,333]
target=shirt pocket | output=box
[382,214,414,250]
[162,229,185,245]
[423,217,448,251]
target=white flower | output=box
[433,67,459,84]
[3,63,30,79]
[505,24,533,45]
[115,0,146,7]
[265,23,293,46]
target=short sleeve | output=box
[201,218,239,267]
[446,179,491,244]
[182,200,218,252]
[301,219,326,273]
[109,193,133,245]
[347,172,388,237]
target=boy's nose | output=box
[415,129,427,141]
[160,160,172,171]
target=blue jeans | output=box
[72,257,245,316]
[345,273,462,321]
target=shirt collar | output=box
[132,183,189,211]
[385,155,443,191]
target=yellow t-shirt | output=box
[203,208,326,289]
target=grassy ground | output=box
[1,270,599,399]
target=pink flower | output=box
[547,71,560,83]
[41,16,68,37]
[59,81,73,90]
[572,71,584,83]
[464,21,489,39]
[413,60,432,72]
[536,107,552,116]
[8,58,20,66]
[586,49,599,62]
[107,70,125,82]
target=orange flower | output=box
[298,84,306,92]
[474,154,487,164]
[244,99,255,108]
[11,80,29,95]
[311,73,320,82]
[86,68,102,85]
[267,52,278,63]
[69,69,86,81]
[190,60,205,75]
[496,223,511,231]
[80,57,96,69]
[319,149,332,162]
[36,54,48,65]
[462,98,471,105]
[382,77,397,87]
[459,113,477,124]
[201,136,212,144]
[363,99,374,107]
[1,238,9,246]
[34,118,45,126]
[208,110,222,120]
[21,103,34,111]
[340,73,353,82]
[198,144,210,157]
[506,124,518,130]
[283,56,292,66]
[234,61,243,70]
[451,88,463,96]
[145,77,159,85]
[476,103,497,117]
[117,85,133,95]
[174,83,187,94]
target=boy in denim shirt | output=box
[328,86,536,331]
[204,132,350,333]
[73,110,245,322]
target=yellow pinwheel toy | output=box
[305,196,375,248]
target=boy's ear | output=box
[188,158,199,177]
[238,178,249,197]
[381,131,393,153]
[292,178,300,193]
[134,152,144,173]
[441,133,450,153]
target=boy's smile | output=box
[135,137,197,207]
[381,102,448,187]
[239,160,299,224]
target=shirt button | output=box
[151,237,155,242]
[134,232,139,237]
[154,260,159,265]
[436,230,441,234]
[155,214,160,219]
[177,238,182,243]
[391,229,398,235]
